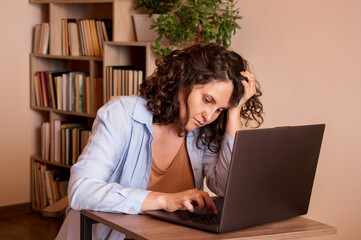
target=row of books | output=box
[33,71,103,114]
[33,22,49,55]
[62,18,112,57]
[105,66,145,101]
[41,121,92,165]
[33,161,69,209]
[60,123,92,165]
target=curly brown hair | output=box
[139,43,263,152]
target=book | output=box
[65,128,71,165]
[112,68,118,97]
[40,164,48,208]
[33,24,42,54]
[84,76,91,114]
[75,74,84,112]
[137,69,144,88]
[79,74,84,112]
[77,20,86,56]
[79,20,89,56]
[41,71,52,107]
[128,69,133,95]
[69,72,85,112]
[68,21,81,56]
[62,73,68,111]
[55,76,62,110]
[47,72,56,108]
[96,20,104,56]
[62,19,81,56]
[61,19,68,55]
[72,128,79,164]
[90,19,101,56]
[53,119,61,163]
[33,74,42,106]
[44,170,54,205]
[84,19,95,56]
[102,19,112,41]
[121,69,126,95]
[68,72,73,111]
[53,119,70,163]
[41,122,50,161]
[105,66,111,100]
[37,72,48,107]
[39,23,49,54]
[71,127,88,164]
[44,71,52,108]
[50,171,60,201]
[91,77,104,114]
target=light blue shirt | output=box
[57,95,234,239]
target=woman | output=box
[56,43,263,239]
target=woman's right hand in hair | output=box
[141,189,217,215]
[236,71,257,110]
[226,71,257,137]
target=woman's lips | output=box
[194,118,204,126]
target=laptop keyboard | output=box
[185,213,221,226]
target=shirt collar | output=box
[132,96,153,133]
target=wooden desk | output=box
[80,210,336,240]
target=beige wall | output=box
[232,0,361,239]
[0,2,43,206]
[0,0,360,239]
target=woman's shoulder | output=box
[95,95,153,127]
[97,95,146,116]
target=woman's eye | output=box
[203,98,211,103]
[216,109,222,113]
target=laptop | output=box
[146,124,325,233]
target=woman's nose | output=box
[202,109,215,122]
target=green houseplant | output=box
[151,0,242,56]
[134,0,175,16]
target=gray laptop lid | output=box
[146,124,325,233]
[220,124,325,232]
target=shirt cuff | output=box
[117,188,152,214]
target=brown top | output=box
[146,138,195,193]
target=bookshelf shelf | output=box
[29,0,157,214]
[31,53,103,61]
[30,106,97,118]
[32,155,73,169]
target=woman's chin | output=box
[185,123,199,132]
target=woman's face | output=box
[179,80,233,132]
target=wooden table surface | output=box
[80,210,336,240]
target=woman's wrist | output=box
[226,108,243,138]
[141,192,166,212]
[227,106,242,119]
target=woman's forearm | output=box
[225,109,243,138]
